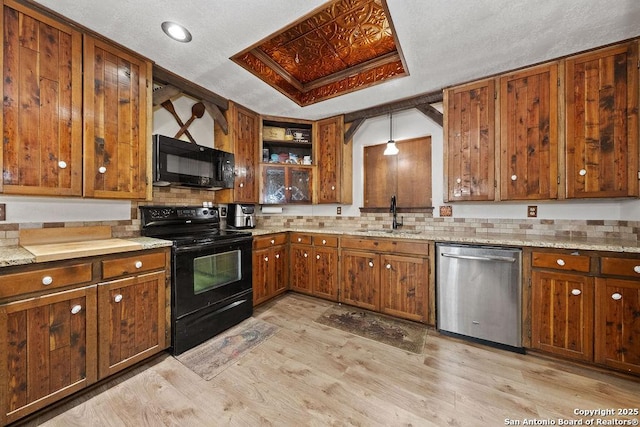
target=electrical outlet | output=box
[527,205,538,218]
[220,206,227,217]
[0,203,5,221]
[336,206,342,215]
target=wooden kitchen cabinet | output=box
[252,234,288,306]
[1,0,83,196]
[290,233,339,301]
[97,270,166,379]
[260,165,313,204]
[595,277,640,374]
[595,253,640,374]
[83,35,151,199]
[565,41,639,199]
[340,237,430,322]
[444,78,496,201]
[0,286,97,425]
[215,102,260,204]
[340,249,380,311]
[499,63,559,200]
[380,253,429,322]
[315,115,352,204]
[531,270,594,362]
[290,234,313,295]
[530,249,594,361]
[0,247,170,425]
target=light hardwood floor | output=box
[22,293,640,426]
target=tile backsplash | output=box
[1,200,638,247]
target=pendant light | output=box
[383,112,399,156]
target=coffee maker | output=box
[227,204,256,229]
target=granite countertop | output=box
[250,227,640,254]
[0,236,173,268]
[2,227,639,268]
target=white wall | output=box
[261,104,640,221]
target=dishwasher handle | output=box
[440,252,517,263]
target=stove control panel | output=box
[140,206,219,226]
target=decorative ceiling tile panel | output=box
[231,0,407,106]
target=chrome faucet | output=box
[390,195,403,230]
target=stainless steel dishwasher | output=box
[436,243,523,352]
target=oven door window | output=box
[193,250,241,294]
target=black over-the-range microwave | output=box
[152,134,235,190]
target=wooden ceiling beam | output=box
[153,64,229,111]
[415,103,443,126]
[343,90,443,123]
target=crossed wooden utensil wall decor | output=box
[160,100,205,144]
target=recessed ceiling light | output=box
[161,21,192,43]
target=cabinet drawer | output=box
[601,257,640,278]
[313,235,338,248]
[532,251,590,272]
[0,263,93,298]
[341,237,429,255]
[290,233,312,245]
[102,252,166,279]
[254,233,288,249]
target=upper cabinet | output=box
[1,1,151,200]
[500,63,559,200]
[83,36,151,199]
[215,101,260,204]
[444,39,640,202]
[443,79,496,201]
[565,42,639,199]
[1,0,83,196]
[315,115,352,204]
[256,114,351,205]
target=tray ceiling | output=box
[232,0,407,106]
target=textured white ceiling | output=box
[34,0,640,120]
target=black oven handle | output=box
[174,237,253,254]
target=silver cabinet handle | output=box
[571,289,581,296]
[303,253,308,258]
[58,160,67,169]
[316,254,320,260]
[440,253,517,263]
[275,254,280,259]
[556,259,565,266]
[297,237,302,242]
[98,166,107,174]
[368,261,374,268]
[264,256,269,262]
[386,264,391,269]
[239,182,244,188]
[270,239,275,244]
[114,294,123,303]
[322,239,326,245]
[634,266,640,274]
[42,276,53,286]
[511,174,517,181]
[611,293,622,301]
[579,169,587,176]
[70,305,82,315]
[135,261,143,269]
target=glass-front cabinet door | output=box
[261,165,312,204]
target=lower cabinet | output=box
[529,249,640,375]
[595,277,640,374]
[289,233,338,301]
[340,250,380,311]
[340,237,430,323]
[531,270,594,361]
[97,271,166,379]
[0,286,98,425]
[253,233,288,306]
[0,248,169,425]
